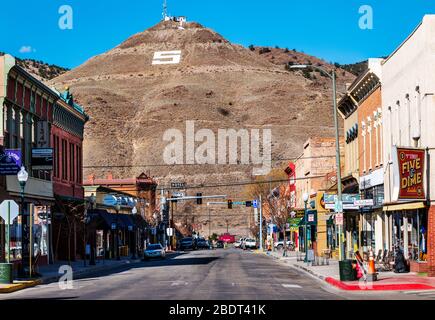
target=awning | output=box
[383,202,426,212]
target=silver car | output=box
[144,243,166,260]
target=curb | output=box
[267,254,435,292]
[324,277,435,291]
[0,279,42,294]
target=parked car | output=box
[196,238,211,250]
[143,243,166,260]
[234,240,243,248]
[274,240,294,250]
[215,240,225,248]
[179,237,195,251]
[243,238,257,250]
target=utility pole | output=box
[332,70,345,262]
[208,205,211,239]
[259,195,263,251]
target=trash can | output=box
[339,260,356,281]
[0,263,13,284]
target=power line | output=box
[82,155,341,169]
[83,174,328,192]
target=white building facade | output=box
[382,15,435,274]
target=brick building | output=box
[0,54,88,270]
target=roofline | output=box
[382,20,423,65]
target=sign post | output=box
[0,200,19,284]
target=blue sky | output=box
[1,0,434,69]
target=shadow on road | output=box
[143,256,219,268]
[37,252,220,284]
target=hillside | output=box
[0,51,69,81]
[48,20,356,237]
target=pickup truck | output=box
[243,238,257,250]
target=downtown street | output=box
[0,248,433,300]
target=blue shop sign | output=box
[0,149,22,175]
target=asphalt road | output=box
[1,249,433,300]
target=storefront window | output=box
[392,209,427,261]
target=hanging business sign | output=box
[31,148,53,170]
[0,149,21,175]
[392,147,426,200]
[36,121,49,148]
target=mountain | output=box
[0,51,69,81]
[49,20,356,236]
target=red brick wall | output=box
[358,87,382,175]
[428,205,435,276]
[52,125,84,199]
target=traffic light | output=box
[228,199,233,209]
[245,201,252,207]
[196,193,202,205]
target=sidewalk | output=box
[265,250,435,291]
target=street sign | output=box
[354,199,374,207]
[0,200,19,224]
[171,182,186,189]
[0,200,19,264]
[166,228,174,236]
[233,201,246,205]
[31,148,53,170]
[172,192,185,198]
[335,213,344,226]
[253,200,258,208]
[0,149,21,175]
[111,223,117,230]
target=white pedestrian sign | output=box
[0,200,19,264]
[0,200,19,224]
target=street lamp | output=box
[131,206,137,259]
[303,192,309,262]
[290,64,344,261]
[115,200,121,260]
[17,166,29,277]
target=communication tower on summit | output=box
[162,0,187,28]
[162,0,168,20]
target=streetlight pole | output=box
[303,193,309,262]
[290,64,344,261]
[17,166,29,278]
[131,206,137,259]
[115,201,121,261]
